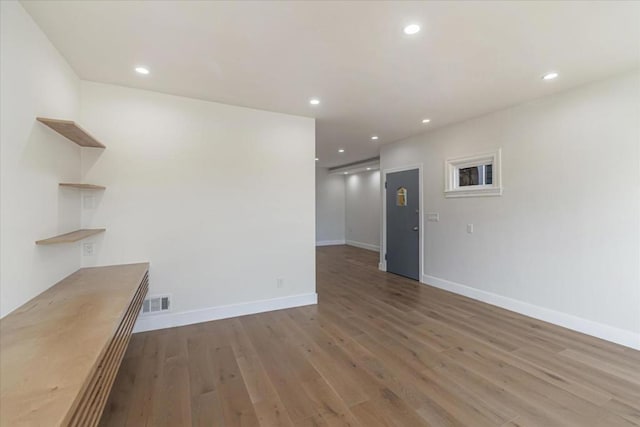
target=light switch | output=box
[426,213,439,222]
[467,224,474,234]
[82,194,94,209]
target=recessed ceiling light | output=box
[338,149,345,153]
[344,172,349,175]
[309,98,320,105]
[366,167,371,170]
[315,157,319,161]
[422,118,431,123]
[135,66,150,75]
[542,72,558,81]
[371,136,379,140]
[403,24,421,35]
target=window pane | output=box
[459,167,480,186]
[396,187,407,206]
[459,164,492,186]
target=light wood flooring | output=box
[100,245,640,427]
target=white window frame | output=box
[444,149,502,198]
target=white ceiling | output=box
[22,1,640,167]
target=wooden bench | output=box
[0,263,149,427]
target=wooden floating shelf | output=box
[36,228,106,245]
[37,117,105,148]
[59,183,106,190]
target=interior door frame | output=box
[380,164,424,281]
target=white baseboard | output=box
[422,274,640,350]
[133,292,318,333]
[316,240,346,246]
[346,240,380,252]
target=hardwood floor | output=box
[100,245,640,427]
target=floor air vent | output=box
[142,295,170,315]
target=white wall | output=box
[0,1,81,317]
[381,71,640,348]
[79,82,316,330]
[316,168,382,251]
[0,1,316,327]
[315,167,346,245]
[345,170,381,251]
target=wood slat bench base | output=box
[70,272,149,426]
[0,263,149,427]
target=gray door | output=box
[386,169,419,280]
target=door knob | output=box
[412,226,419,231]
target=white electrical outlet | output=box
[82,242,95,256]
[426,213,440,222]
[277,278,284,288]
[467,224,474,234]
